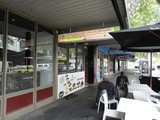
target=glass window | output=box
[37,25,53,87]
[0,9,4,95]
[69,44,76,73]
[110,56,113,72]
[103,56,108,75]
[115,60,118,72]
[97,53,103,80]
[77,44,83,72]
[7,12,35,94]
[58,44,67,74]
[58,43,84,74]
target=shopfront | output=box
[0,8,55,120]
[57,43,85,99]
[58,26,120,86]
[96,46,131,81]
[97,52,109,81]
[0,6,121,119]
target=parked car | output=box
[13,65,33,73]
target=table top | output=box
[128,84,159,96]
[117,98,160,120]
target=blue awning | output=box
[97,45,135,60]
[97,45,110,54]
[97,45,131,55]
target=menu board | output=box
[57,71,85,99]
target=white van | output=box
[37,63,50,71]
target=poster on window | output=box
[57,71,85,99]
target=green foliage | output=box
[127,0,160,27]
[153,52,160,58]
[135,52,160,59]
[135,52,148,59]
[128,59,136,62]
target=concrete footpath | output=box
[16,84,103,120]
[16,70,138,120]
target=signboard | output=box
[57,71,85,99]
[116,54,135,60]
[58,26,120,43]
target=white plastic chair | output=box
[97,90,118,113]
[101,90,125,120]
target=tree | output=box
[135,52,148,59]
[126,0,160,28]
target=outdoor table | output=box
[128,83,160,96]
[117,98,160,120]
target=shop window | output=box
[37,25,53,87]
[58,43,84,74]
[6,12,35,94]
[104,56,108,75]
[69,44,76,73]
[115,60,118,72]
[0,8,4,95]
[58,44,67,74]
[110,56,114,72]
[97,53,103,80]
[77,44,83,72]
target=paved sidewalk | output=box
[16,84,104,120]
[16,70,137,120]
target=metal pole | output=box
[107,54,110,79]
[53,30,58,100]
[2,9,8,120]
[150,52,152,88]
[75,44,78,72]
[33,21,38,109]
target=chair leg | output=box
[102,113,106,120]
[97,101,101,113]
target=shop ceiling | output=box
[0,0,127,49]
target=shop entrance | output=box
[85,45,94,84]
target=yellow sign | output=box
[58,57,67,61]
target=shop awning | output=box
[97,45,132,55]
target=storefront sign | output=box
[58,26,120,43]
[116,54,135,60]
[57,71,85,99]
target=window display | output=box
[37,25,53,87]
[58,43,84,74]
[69,44,76,73]
[6,12,35,93]
[58,44,67,74]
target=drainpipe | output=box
[149,52,152,89]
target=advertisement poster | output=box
[57,71,85,99]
